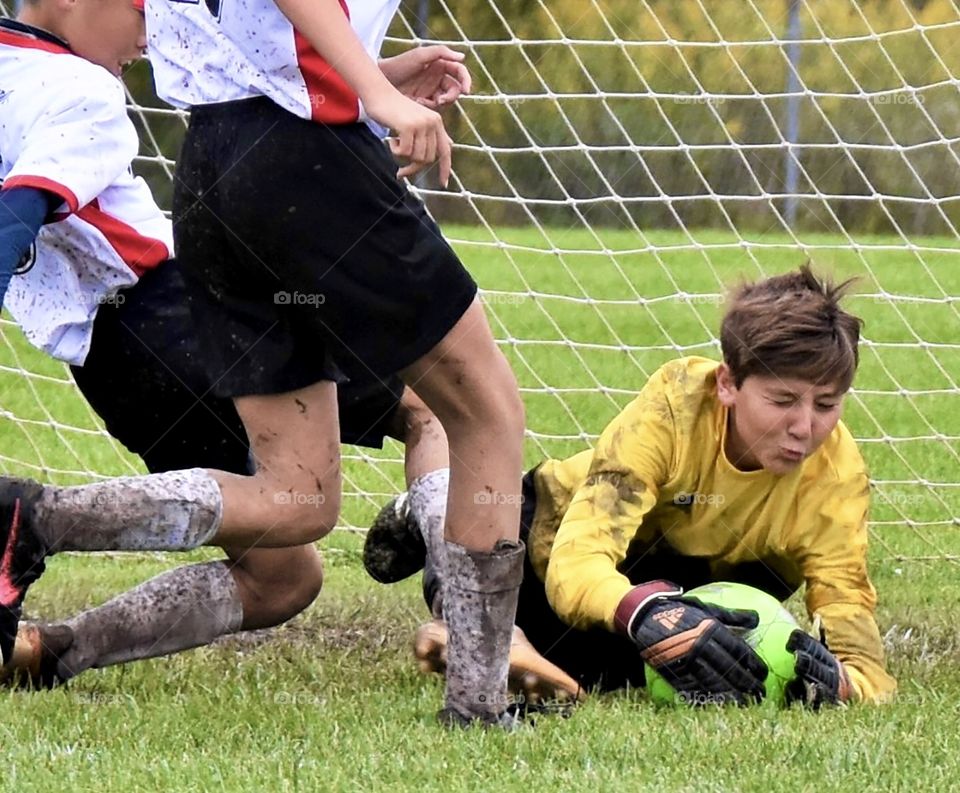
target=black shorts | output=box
[71,262,407,476]
[172,97,478,398]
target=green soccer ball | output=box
[645,581,799,707]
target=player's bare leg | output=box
[0,380,341,662]
[2,544,323,687]
[214,380,342,547]
[365,389,449,584]
[400,299,525,727]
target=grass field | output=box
[1,229,959,791]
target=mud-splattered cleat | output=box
[362,493,426,583]
[414,619,586,706]
[0,622,73,689]
[0,479,47,664]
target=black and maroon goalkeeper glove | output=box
[615,581,768,705]
[785,629,853,708]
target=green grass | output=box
[2,228,959,791]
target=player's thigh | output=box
[400,299,522,428]
[231,380,342,524]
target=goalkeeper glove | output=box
[785,628,853,708]
[615,580,768,705]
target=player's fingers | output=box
[397,160,426,181]
[420,45,465,65]
[709,629,768,684]
[389,132,413,160]
[445,61,471,95]
[435,74,465,106]
[412,129,429,168]
[786,628,817,654]
[700,602,760,630]
[437,126,452,187]
[686,660,751,704]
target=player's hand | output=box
[621,585,767,705]
[365,90,453,187]
[379,46,471,108]
[785,628,853,708]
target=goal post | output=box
[0,0,957,558]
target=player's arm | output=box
[273,0,453,185]
[545,370,768,703]
[0,187,60,306]
[544,383,672,631]
[793,473,897,705]
[379,46,471,109]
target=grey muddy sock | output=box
[408,469,450,619]
[33,468,223,552]
[55,560,243,681]
[440,539,525,727]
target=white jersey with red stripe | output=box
[0,21,171,365]
[146,0,400,125]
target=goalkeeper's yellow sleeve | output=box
[544,369,675,631]
[795,465,897,703]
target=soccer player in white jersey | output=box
[0,0,525,728]
[0,0,449,693]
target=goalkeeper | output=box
[365,266,897,706]
[0,4,445,690]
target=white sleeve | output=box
[4,71,138,214]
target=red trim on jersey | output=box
[75,200,169,276]
[2,175,79,215]
[293,0,361,124]
[0,30,71,56]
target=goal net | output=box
[0,0,957,558]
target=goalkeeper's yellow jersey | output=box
[529,356,896,703]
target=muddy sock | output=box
[407,469,449,564]
[439,539,525,727]
[54,560,243,681]
[408,469,449,618]
[33,469,223,552]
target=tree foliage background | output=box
[122,0,960,235]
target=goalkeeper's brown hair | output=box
[720,264,863,392]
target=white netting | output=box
[0,0,957,556]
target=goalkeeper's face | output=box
[57,0,147,77]
[717,367,845,475]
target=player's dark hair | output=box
[720,264,863,391]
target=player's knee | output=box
[266,471,341,544]
[392,390,443,446]
[276,548,324,619]
[279,494,340,545]
[236,546,324,627]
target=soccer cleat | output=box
[0,478,48,665]
[414,619,586,705]
[436,703,524,730]
[362,493,426,583]
[0,622,73,689]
